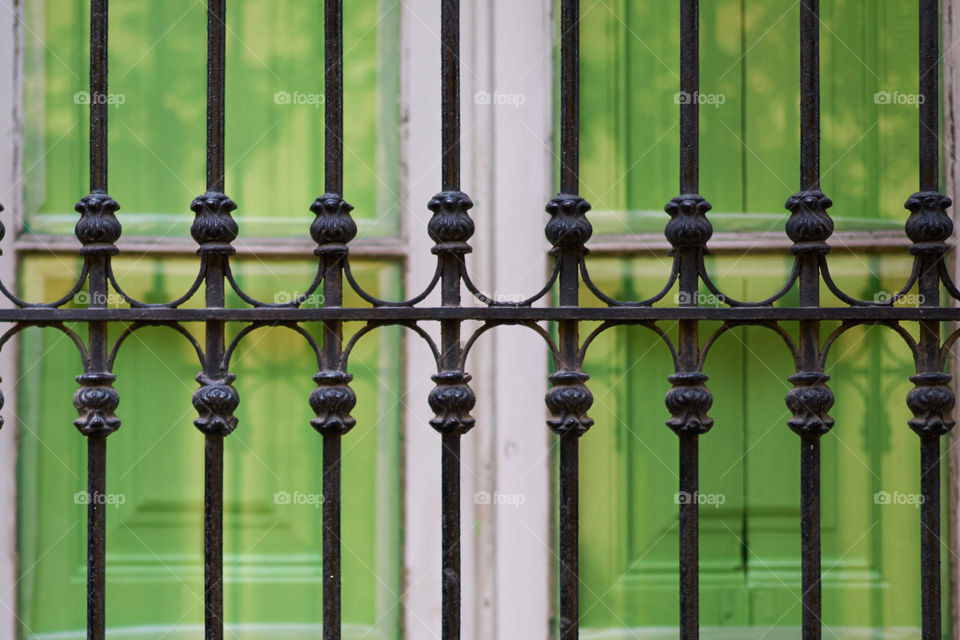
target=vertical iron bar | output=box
[674,3,707,638]
[325,0,343,196]
[919,0,938,192]
[321,4,345,640]
[559,0,580,195]
[206,0,226,193]
[558,2,582,639]
[799,5,823,638]
[441,0,460,192]
[202,2,227,639]
[86,2,111,638]
[437,3,467,640]
[916,2,945,638]
[679,0,698,195]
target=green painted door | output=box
[16,1,403,638]
[576,1,950,637]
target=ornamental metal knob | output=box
[310,193,357,254]
[427,191,475,255]
[785,189,833,253]
[309,371,357,435]
[73,372,121,436]
[545,194,592,251]
[664,194,712,251]
[665,371,713,435]
[75,192,122,256]
[545,370,594,436]
[904,191,953,254]
[785,371,835,436]
[192,372,239,436]
[428,370,476,435]
[907,372,955,437]
[190,191,238,255]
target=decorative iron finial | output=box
[190,191,238,255]
[785,190,833,254]
[428,371,476,435]
[75,192,122,255]
[904,191,953,255]
[545,370,594,436]
[192,372,239,436]
[665,194,712,252]
[785,372,835,436]
[428,191,475,255]
[665,372,713,435]
[310,193,357,255]
[545,194,592,252]
[907,372,956,437]
[73,372,120,436]
[310,371,357,435]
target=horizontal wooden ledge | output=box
[0,306,957,323]
[586,230,923,254]
[13,234,408,258]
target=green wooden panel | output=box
[22,0,399,238]
[579,0,922,236]
[579,253,950,637]
[17,257,403,639]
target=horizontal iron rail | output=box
[1,306,959,323]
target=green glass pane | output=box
[17,257,403,639]
[23,0,399,239]
[578,254,948,637]
[577,0,920,236]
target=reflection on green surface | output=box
[23,0,399,238]
[578,254,948,635]
[17,257,402,638]
[578,0,920,235]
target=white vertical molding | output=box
[0,0,20,636]
[401,0,448,637]
[460,3,494,640]
[487,3,552,638]
[403,0,553,637]
[945,0,960,634]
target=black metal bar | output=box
[89,0,108,193]
[322,432,342,640]
[919,0,939,192]
[559,0,579,195]
[553,2,587,639]
[206,0,226,193]
[320,3,346,638]
[441,0,460,192]
[669,3,711,637]
[325,0,343,195]
[80,3,118,639]
[794,4,828,640]
[919,435,942,637]
[200,2,229,639]
[912,3,950,639]
[679,0,699,195]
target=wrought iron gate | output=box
[0,0,957,638]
